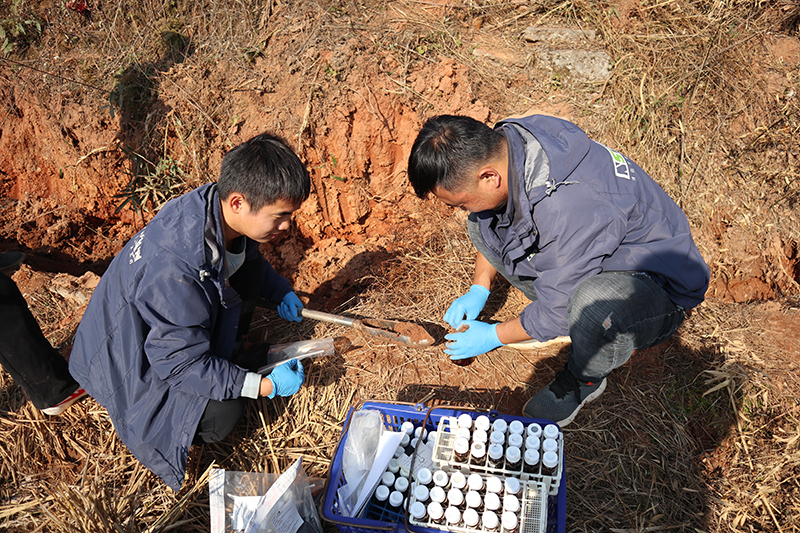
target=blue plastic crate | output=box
[321,401,566,533]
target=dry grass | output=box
[1,0,799,532]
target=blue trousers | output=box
[468,216,685,381]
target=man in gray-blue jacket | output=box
[70,132,309,490]
[407,114,709,426]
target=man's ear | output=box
[225,192,247,214]
[477,167,503,190]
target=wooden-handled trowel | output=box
[258,298,434,349]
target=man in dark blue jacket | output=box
[70,132,309,490]
[407,114,709,426]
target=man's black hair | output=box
[407,115,506,199]
[217,132,311,210]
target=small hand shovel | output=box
[258,298,434,349]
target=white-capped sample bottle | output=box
[394,476,409,494]
[456,427,472,442]
[507,432,524,450]
[465,490,482,511]
[488,443,504,469]
[492,418,508,435]
[525,435,541,452]
[503,494,520,514]
[502,511,519,533]
[542,450,559,476]
[415,467,433,488]
[526,422,542,439]
[472,428,488,445]
[489,430,506,447]
[427,430,438,445]
[372,484,390,508]
[454,437,470,463]
[400,433,411,449]
[445,506,462,528]
[543,423,560,441]
[463,507,480,529]
[428,501,445,524]
[504,476,521,497]
[414,426,428,441]
[482,510,500,532]
[430,485,447,504]
[542,437,558,454]
[408,437,420,454]
[475,414,492,433]
[485,475,503,495]
[433,469,449,488]
[409,501,427,522]
[508,420,525,436]
[393,445,404,458]
[524,449,540,474]
[505,446,522,471]
[413,484,430,504]
[388,490,404,512]
[450,471,467,491]
[401,420,415,436]
[387,458,400,474]
[447,488,465,509]
[483,491,501,512]
[467,473,485,494]
[470,441,486,466]
[381,471,396,488]
[457,413,473,430]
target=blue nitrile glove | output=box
[266,358,305,399]
[278,291,304,322]
[443,284,490,329]
[444,320,503,360]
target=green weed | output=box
[115,148,188,214]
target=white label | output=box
[270,497,304,533]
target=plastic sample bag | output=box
[209,458,324,533]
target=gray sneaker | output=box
[523,364,607,426]
[0,251,25,271]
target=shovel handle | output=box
[258,298,357,327]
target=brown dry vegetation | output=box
[1,0,799,532]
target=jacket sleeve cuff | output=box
[240,372,262,399]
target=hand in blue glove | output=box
[267,358,305,398]
[444,320,503,360]
[278,291,304,322]
[443,285,490,329]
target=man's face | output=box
[432,183,505,213]
[233,198,301,243]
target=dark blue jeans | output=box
[0,271,79,410]
[468,216,685,381]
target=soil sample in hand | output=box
[451,324,476,366]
